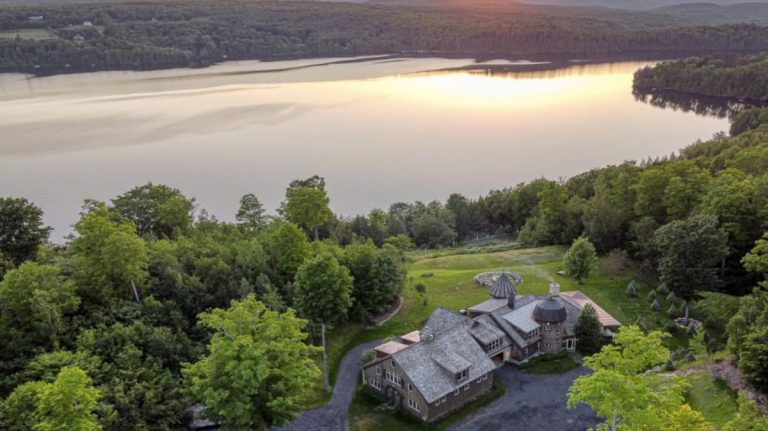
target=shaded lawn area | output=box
[349,380,506,431]
[310,245,692,409]
[684,371,739,429]
[519,352,579,375]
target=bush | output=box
[666,291,677,303]
[420,272,434,278]
[648,290,657,301]
[657,282,670,294]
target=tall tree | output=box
[568,326,709,431]
[35,367,102,431]
[235,194,267,230]
[293,252,353,329]
[0,263,79,353]
[653,214,729,319]
[283,178,331,241]
[71,209,148,305]
[575,303,603,355]
[564,236,598,284]
[342,242,405,323]
[183,295,320,430]
[262,221,310,291]
[0,197,51,267]
[112,183,194,240]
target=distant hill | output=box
[516,0,762,10]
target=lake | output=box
[0,56,729,240]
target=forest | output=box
[634,52,768,102]
[2,0,768,75]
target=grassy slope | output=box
[315,244,703,429]
[684,371,739,429]
[0,28,56,40]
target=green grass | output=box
[309,245,695,416]
[519,352,579,375]
[349,380,505,431]
[684,371,739,428]
[0,29,57,40]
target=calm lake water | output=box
[0,56,729,240]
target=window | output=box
[385,370,402,387]
[483,373,488,381]
[454,389,460,396]
[544,343,550,348]
[408,398,420,412]
[463,384,469,391]
[487,338,502,351]
[391,360,395,367]
[375,366,381,376]
[371,379,382,390]
[455,368,469,382]
[408,383,413,392]
[545,322,551,331]
[440,396,446,403]
[476,376,482,383]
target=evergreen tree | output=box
[575,304,603,355]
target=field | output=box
[0,28,56,40]
[313,244,707,429]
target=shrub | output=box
[648,290,657,301]
[626,280,638,297]
[657,282,670,294]
[651,298,660,311]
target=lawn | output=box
[0,29,57,40]
[519,352,580,375]
[309,245,701,426]
[684,371,739,428]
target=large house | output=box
[360,273,620,423]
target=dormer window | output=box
[455,368,469,382]
[487,338,502,351]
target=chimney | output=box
[549,283,560,298]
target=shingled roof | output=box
[391,309,496,403]
[489,273,516,299]
[424,306,469,334]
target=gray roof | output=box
[489,305,529,349]
[424,306,468,334]
[468,298,508,314]
[489,273,516,299]
[533,297,567,323]
[502,301,541,333]
[392,309,496,403]
[468,315,506,345]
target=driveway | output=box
[447,366,600,431]
[272,339,382,431]
[275,345,599,431]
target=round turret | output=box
[533,283,566,323]
[489,273,516,299]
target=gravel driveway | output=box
[271,339,382,431]
[447,366,600,431]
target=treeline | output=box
[0,180,405,429]
[3,0,768,74]
[334,124,768,298]
[634,52,768,102]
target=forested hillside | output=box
[634,53,768,102]
[2,0,768,75]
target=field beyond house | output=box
[306,244,729,430]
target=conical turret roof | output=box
[489,273,516,299]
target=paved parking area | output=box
[447,366,600,431]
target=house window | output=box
[455,368,469,382]
[408,383,413,392]
[463,384,469,391]
[544,343,550,348]
[483,373,488,381]
[440,396,446,403]
[454,389,460,396]
[408,398,420,411]
[487,338,502,351]
[545,322,551,331]
[371,379,382,390]
[385,370,402,387]
[391,360,395,367]
[375,366,381,376]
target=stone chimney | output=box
[549,282,560,298]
